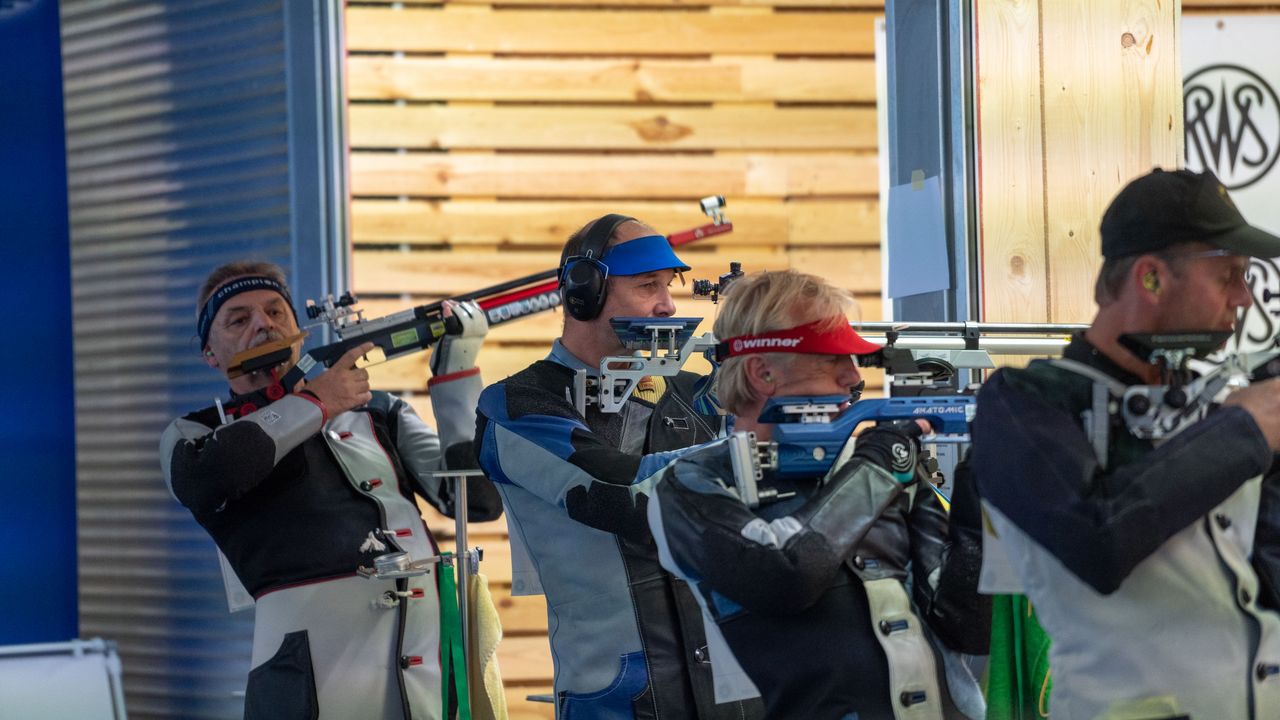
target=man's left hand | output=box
[429,300,489,376]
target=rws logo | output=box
[1232,257,1280,352]
[1184,64,1280,190]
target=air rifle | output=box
[1114,330,1280,440]
[220,197,734,414]
[575,298,1085,415]
[577,295,1084,499]
[722,393,976,506]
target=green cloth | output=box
[984,594,1052,720]
[439,553,472,720]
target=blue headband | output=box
[599,235,691,276]
[197,275,296,347]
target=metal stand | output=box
[357,470,487,710]
[435,469,488,709]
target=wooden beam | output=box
[349,105,878,152]
[350,198,879,247]
[419,503,509,538]
[368,344,551,394]
[492,587,550,635]
[496,636,555,684]
[469,540,515,586]
[506,687,555,720]
[350,151,880,198]
[403,394,437,436]
[347,56,876,103]
[346,6,879,56]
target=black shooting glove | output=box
[852,421,923,484]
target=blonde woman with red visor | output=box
[647,269,990,720]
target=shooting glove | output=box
[429,300,488,377]
[852,421,922,484]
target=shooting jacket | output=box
[646,433,989,720]
[475,340,760,720]
[974,335,1280,720]
[161,373,498,720]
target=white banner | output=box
[1184,16,1280,352]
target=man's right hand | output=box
[1224,376,1280,450]
[302,342,375,415]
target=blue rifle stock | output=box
[761,394,976,479]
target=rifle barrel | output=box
[853,321,1086,335]
[856,336,1074,356]
[451,269,559,304]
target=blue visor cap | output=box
[599,234,692,276]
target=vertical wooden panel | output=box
[1039,0,1119,323]
[975,0,1049,323]
[1040,0,1182,323]
[1120,2,1183,173]
[977,0,1182,324]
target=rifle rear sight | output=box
[691,261,744,304]
[305,292,360,322]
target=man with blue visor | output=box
[476,215,763,720]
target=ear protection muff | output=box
[1142,271,1161,294]
[560,213,634,321]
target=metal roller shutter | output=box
[61,1,346,716]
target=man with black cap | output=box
[475,216,761,719]
[160,260,500,719]
[973,168,1280,719]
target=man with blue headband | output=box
[476,216,762,720]
[160,260,500,719]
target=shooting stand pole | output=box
[430,469,489,712]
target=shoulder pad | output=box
[182,404,224,427]
[509,360,575,388]
[998,361,1097,412]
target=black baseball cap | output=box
[1100,167,1280,259]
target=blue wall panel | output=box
[0,0,78,645]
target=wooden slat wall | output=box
[345,3,889,409]
[975,0,1278,325]
[349,0,1280,714]
[347,0,882,714]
